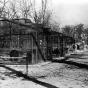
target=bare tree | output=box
[62,25,75,37]
[19,0,33,19]
[1,0,52,28]
[75,24,84,42]
[0,0,8,18]
[50,21,60,32]
[32,0,52,28]
[0,0,19,19]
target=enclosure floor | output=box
[0,50,88,88]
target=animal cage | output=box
[0,18,75,64]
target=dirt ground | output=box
[0,51,88,88]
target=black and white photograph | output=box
[0,0,88,88]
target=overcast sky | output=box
[51,0,88,27]
[5,0,88,27]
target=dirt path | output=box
[0,66,48,88]
[1,51,88,88]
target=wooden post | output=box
[9,22,12,50]
[44,35,46,59]
[26,51,32,74]
[47,35,48,59]
[57,35,59,48]
[26,57,28,74]
[36,31,37,63]
[31,34,34,63]
[60,36,63,57]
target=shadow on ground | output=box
[58,52,88,62]
[65,53,87,60]
[52,57,88,70]
[0,64,58,88]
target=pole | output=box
[36,31,37,63]
[26,56,28,74]
[31,34,34,63]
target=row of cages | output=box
[0,31,75,64]
[0,32,75,52]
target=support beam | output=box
[30,33,46,61]
[0,18,42,30]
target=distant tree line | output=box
[62,23,88,44]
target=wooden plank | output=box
[0,56,26,59]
